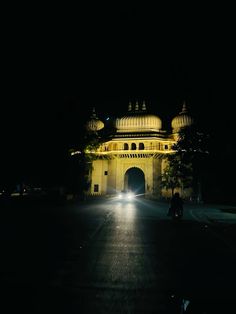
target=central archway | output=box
[124,167,145,195]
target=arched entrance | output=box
[124,167,145,195]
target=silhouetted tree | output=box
[160,125,209,200]
[160,163,182,196]
[174,125,209,201]
[160,154,193,196]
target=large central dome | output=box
[115,101,162,132]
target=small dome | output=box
[86,108,104,131]
[115,101,162,132]
[171,102,194,132]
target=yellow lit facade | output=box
[85,101,193,199]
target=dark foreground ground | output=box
[1,196,236,313]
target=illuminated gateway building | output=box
[85,101,193,199]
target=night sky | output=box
[1,4,235,202]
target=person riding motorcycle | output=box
[169,192,183,219]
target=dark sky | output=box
[1,3,236,199]
[59,3,234,130]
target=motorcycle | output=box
[168,207,183,220]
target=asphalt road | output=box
[1,197,236,313]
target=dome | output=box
[115,101,162,132]
[171,102,194,132]
[86,108,104,131]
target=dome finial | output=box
[91,107,97,118]
[128,101,132,111]
[180,101,187,114]
[135,101,139,111]
[142,101,146,111]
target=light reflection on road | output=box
[93,201,150,288]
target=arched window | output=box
[113,143,117,151]
[139,143,144,150]
[131,143,136,150]
[124,143,129,150]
